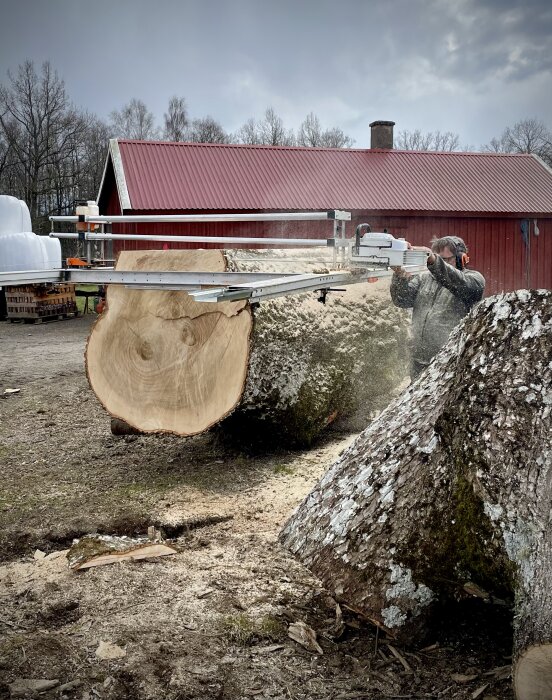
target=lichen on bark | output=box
[280,289,552,675]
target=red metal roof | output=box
[109,140,552,216]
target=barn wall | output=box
[350,214,552,296]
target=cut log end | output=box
[86,250,252,436]
[514,645,552,700]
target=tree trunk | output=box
[280,290,552,698]
[86,249,410,446]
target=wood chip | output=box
[44,550,68,561]
[463,581,490,600]
[8,679,60,697]
[387,644,413,673]
[288,620,323,654]
[471,684,490,699]
[254,644,285,654]
[95,641,126,660]
[482,664,511,679]
[196,588,215,599]
[3,388,20,395]
[57,680,83,693]
[451,673,479,683]
[334,602,345,638]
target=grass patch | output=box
[273,464,294,476]
[219,613,286,646]
[75,285,100,315]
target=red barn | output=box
[97,123,552,296]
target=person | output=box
[390,235,485,380]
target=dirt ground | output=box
[0,313,514,699]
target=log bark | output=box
[110,417,142,436]
[280,290,552,699]
[86,249,410,445]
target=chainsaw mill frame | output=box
[0,210,427,303]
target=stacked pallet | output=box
[6,284,77,322]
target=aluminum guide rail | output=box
[49,210,352,224]
[188,265,428,302]
[0,269,296,291]
[0,265,428,301]
[50,232,333,247]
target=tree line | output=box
[1,60,551,232]
[395,121,552,165]
[0,62,354,232]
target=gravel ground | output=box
[0,314,513,699]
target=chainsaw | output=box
[350,224,428,270]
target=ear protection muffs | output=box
[456,252,469,270]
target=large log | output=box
[86,249,410,445]
[280,290,552,699]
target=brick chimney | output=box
[369,120,395,149]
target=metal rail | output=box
[50,232,335,247]
[0,269,295,290]
[188,265,428,303]
[48,210,351,224]
[0,264,427,301]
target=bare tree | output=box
[188,116,228,143]
[80,115,111,198]
[235,109,353,148]
[297,112,323,147]
[432,131,460,151]
[235,108,295,146]
[483,118,552,165]
[0,60,87,229]
[236,117,259,145]
[395,129,461,151]
[297,112,354,148]
[0,132,11,182]
[163,96,188,141]
[319,127,355,148]
[483,135,509,153]
[109,98,159,140]
[258,107,295,146]
[395,129,432,150]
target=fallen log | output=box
[280,290,552,699]
[86,249,410,445]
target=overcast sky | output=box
[1,0,551,149]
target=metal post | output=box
[86,222,92,264]
[332,220,338,269]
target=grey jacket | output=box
[390,255,485,374]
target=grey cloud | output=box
[0,0,550,148]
